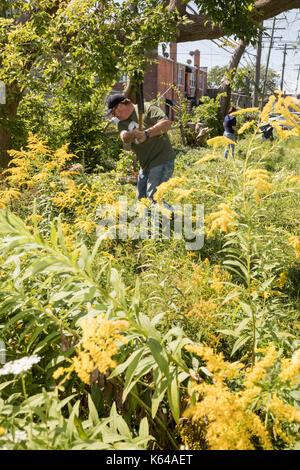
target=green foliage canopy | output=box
[207,64,280,97]
[0,0,179,94]
[192,0,260,42]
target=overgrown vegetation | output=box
[0,93,299,450]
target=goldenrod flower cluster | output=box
[260,95,276,123]
[244,168,274,203]
[4,134,75,189]
[183,343,300,450]
[238,119,256,135]
[153,176,186,205]
[267,92,300,137]
[186,297,218,324]
[72,314,129,384]
[288,235,300,258]
[173,187,195,202]
[279,349,300,386]
[231,107,259,116]
[276,271,288,290]
[195,154,215,165]
[207,136,236,150]
[205,203,237,237]
[211,264,231,292]
[52,367,65,380]
[287,175,300,184]
[0,188,22,208]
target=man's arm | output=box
[120,129,137,144]
[133,119,171,143]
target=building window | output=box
[199,74,203,92]
[178,68,183,86]
[190,70,196,88]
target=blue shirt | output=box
[223,114,236,134]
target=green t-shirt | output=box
[118,103,175,172]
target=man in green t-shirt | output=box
[106,94,175,203]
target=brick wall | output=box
[110,42,208,120]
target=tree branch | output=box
[177,0,300,42]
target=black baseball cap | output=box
[106,94,126,114]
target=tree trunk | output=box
[0,82,21,169]
[218,40,248,121]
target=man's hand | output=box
[133,129,147,144]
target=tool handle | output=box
[136,82,144,130]
[138,113,143,131]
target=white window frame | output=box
[190,70,196,88]
[178,68,183,86]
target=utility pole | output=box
[275,42,296,95]
[295,64,300,97]
[280,43,287,92]
[261,18,276,108]
[259,17,285,108]
[252,27,263,107]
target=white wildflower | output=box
[0,355,40,375]
[7,430,27,443]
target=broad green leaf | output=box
[109,347,145,379]
[231,334,250,356]
[138,417,149,437]
[116,415,132,439]
[151,368,168,418]
[148,337,169,379]
[122,356,154,402]
[167,370,180,423]
[88,394,99,426]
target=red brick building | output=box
[112,43,207,121]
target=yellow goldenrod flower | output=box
[243,344,278,390]
[288,235,300,258]
[269,393,300,425]
[52,367,66,380]
[286,175,300,184]
[74,217,97,234]
[279,350,300,386]
[205,203,237,237]
[238,120,256,135]
[186,297,219,323]
[207,136,236,150]
[72,314,129,384]
[195,154,215,164]
[231,107,259,116]
[211,264,231,292]
[276,271,288,289]
[260,95,276,123]
[183,343,300,450]
[101,251,118,263]
[153,176,186,205]
[0,188,22,207]
[26,214,44,222]
[173,187,195,202]
[245,168,274,203]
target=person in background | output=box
[223,106,237,159]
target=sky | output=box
[172,10,300,96]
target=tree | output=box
[1,0,300,166]
[0,0,178,167]
[208,63,279,95]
